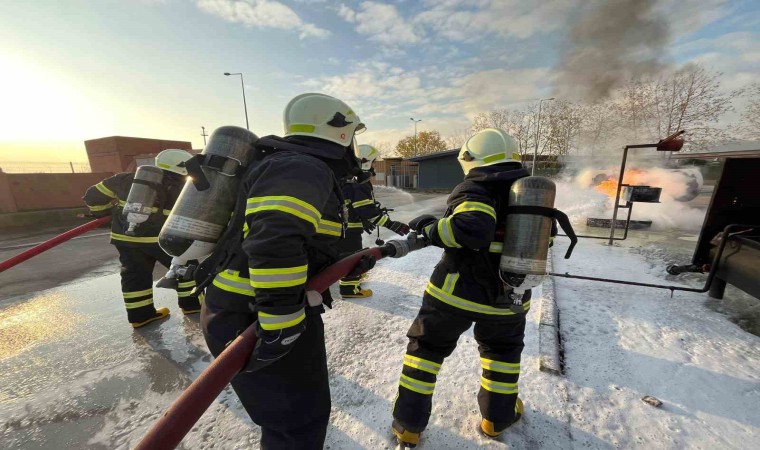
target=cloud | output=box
[338,2,422,45]
[196,0,330,39]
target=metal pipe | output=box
[608,146,629,245]
[0,216,111,273]
[551,224,754,295]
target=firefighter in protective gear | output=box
[391,128,537,447]
[201,93,367,449]
[83,149,204,328]
[338,144,410,299]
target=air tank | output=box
[123,166,163,236]
[159,126,258,276]
[499,176,556,310]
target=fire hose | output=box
[134,233,427,450]
[0,216,111,273]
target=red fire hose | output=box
[0,216,111,273]
[134,235,428,450]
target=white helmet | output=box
[283,93,365,147]
[155,149,193,176]
[458,128,520,175]
[356,144,379,171]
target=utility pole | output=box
[410,117,422,155]
[201,126,208,146]
[532,98,555,175]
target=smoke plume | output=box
[553,0,670,102]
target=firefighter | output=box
[391,128,537,447]
[338,144,410,298]
[200,93,369,449]
[83,149,204,328]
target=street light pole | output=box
[224,72,249,130]
[410,117,422,155]
[201,126,208,146]
[532,97,555,176]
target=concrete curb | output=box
[538,251,563,375]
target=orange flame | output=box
[594,169,646,197]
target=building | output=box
[408,149,461,190]
[371,157,419,189]
[84,136,193,173]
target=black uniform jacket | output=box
[342,181,390,233]
[422,163,536,321]
[83,171,184,246]
[208,136,351,317]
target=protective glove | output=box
[386,220,411,236]
[362,220,376,234]
[347,254,376,278]
[409,214,436,238]
[244,308,307,372]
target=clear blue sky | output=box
[0,0,757,163]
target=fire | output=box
[594,169,645,197]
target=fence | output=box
[0,161,92,174]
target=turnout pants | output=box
[335,230,365,295]
[202,293,330,450]
[393,296,526,432]
[116,244,202,323]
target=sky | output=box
[0,0,757,165]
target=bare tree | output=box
[444,128,473,149]
[736,82,760,140]
[368,141,395,158]
[471,109,511,132]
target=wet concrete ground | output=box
[0,189,444,449]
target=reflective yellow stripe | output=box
[249,265,308,288]
[317,219,343,236]
[95,182,116,198]
[258,309,305,330]
[177,280,196,288]
[123,288,153,299]
[339,279,361,286]
[245,196,320,228]
[177,291,196,297]
[110,233,159,244]
[437,217,460,248]
[441,273,459,294]
[347,222,364,229]
[289,124,316,133]
[483,153,506,164]
[481,358,520,374]
[163,209,172,215]
[212,271,256,296]
[87,203,113,212]
[480,376,518,394]
[403,355,441,375]
[352,198,374,208]
[125,298,154,309]
[453,201,497,221]
[243,221,250,238]
[489,242,503,253]
[399,374,435,395]
[426,282,530,315]
[375,215,389,226]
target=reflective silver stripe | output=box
[453,201,497,220]
[403,355,441,375]
[213,271,256,296]
[245,196,320,227]
[437,217,460,248]
[441,273,459,294]
[249,265,308,288]
[317,219,343,236]
[481,358,520,374]
[399,374,435,395]
[258,308,305,330]
[426,282,529,316]
[489,242,503,253]
[480,376,518,394]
